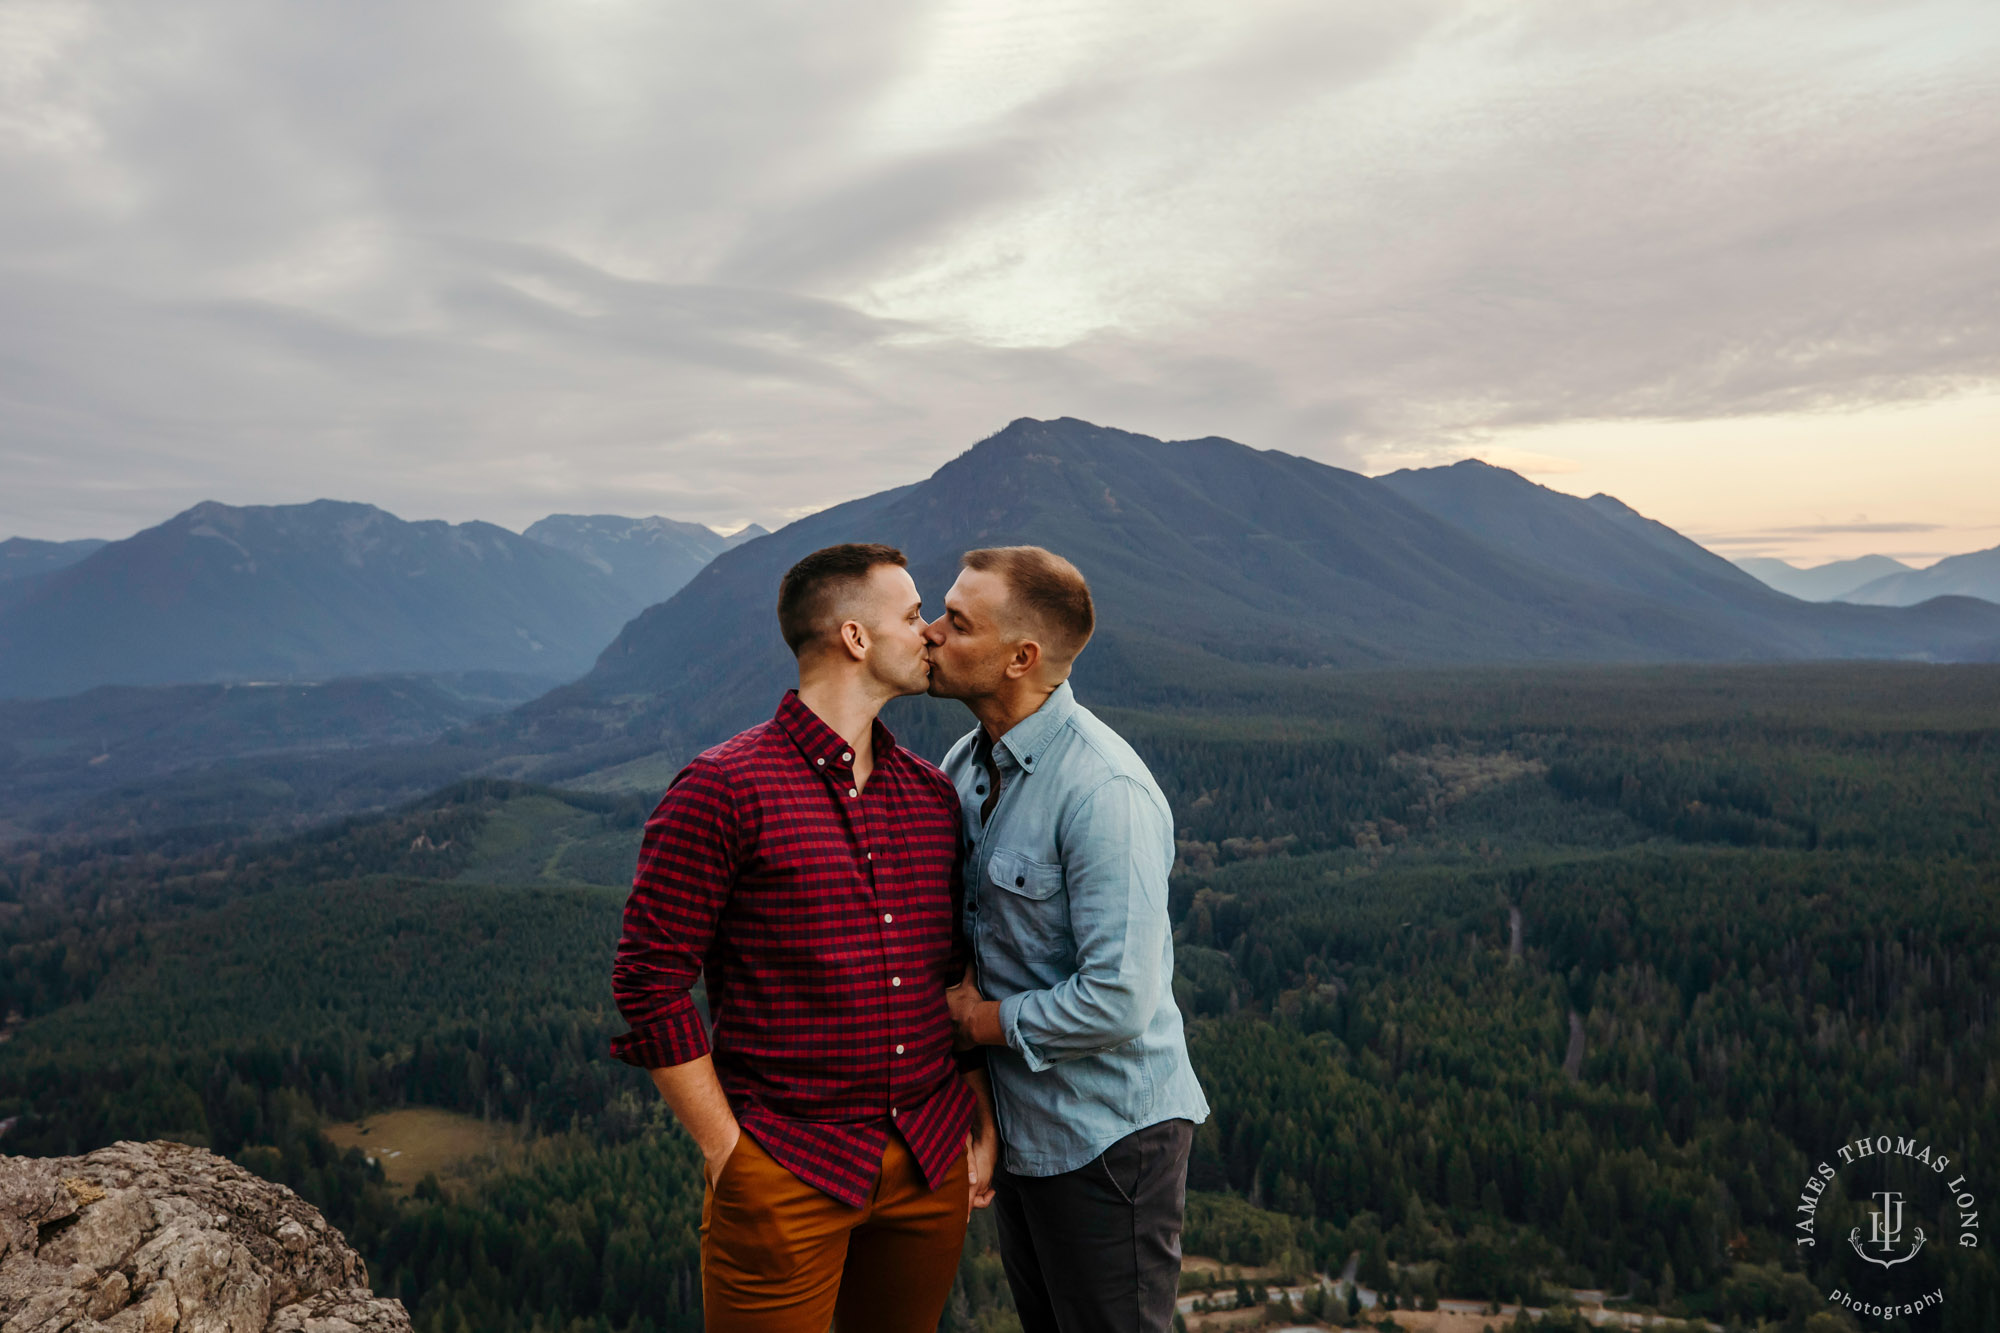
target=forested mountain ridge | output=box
[0,500,641,698]
[0,672,554,840]
[1378,460,1770,603]
[492,417,2000,777]
[10,419,2000,839]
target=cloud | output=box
[1771,522,1950,535]
[2,0,1998,539]
[1696,522,1950,547]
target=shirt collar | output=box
[990,679,1076,776]
[774,689,895,775]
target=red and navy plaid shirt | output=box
[609,690,976,1207]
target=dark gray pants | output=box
[992,1118,1194,1333]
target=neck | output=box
[970,677,1062,742]
[795,669,893,762]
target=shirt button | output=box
[842,751,852,762]
[895,1044,905,1054]
[891,1107,899,1117]
[882,912,893,923]
[816,757,825,766]
[891,976,902,986]
[848,787,858,798]
[866,852,873,860]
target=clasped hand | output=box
[945,961,1003,1049]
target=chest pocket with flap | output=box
[985,848,1071,960]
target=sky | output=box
[4,0,1998,568]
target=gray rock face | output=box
[0,1140,410,1332]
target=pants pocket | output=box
[703,1134,799,1283]
[1097,1137,1142,1205]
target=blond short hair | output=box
[961,546,1094,663]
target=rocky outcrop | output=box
[0,1140,410,1332]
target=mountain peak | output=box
[523,512,747,607]
[176,498,389,521]
[1379,456,1531,487]
[961,416,1159,458]
[1836,545,2000,607]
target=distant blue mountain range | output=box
[0,503,750,699]
[1736,551,2000,607]
[6,419,1997,716]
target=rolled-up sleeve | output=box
[1000,776,1170,1071]
[608,760,739,1070]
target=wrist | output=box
[974,1000,1007,1047]
[701,1121,742,1161]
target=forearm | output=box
[1003,966,1158,1067]
[955,960,1156,1056]
[647,1055,740,1160]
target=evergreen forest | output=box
[4,663,1997,1332]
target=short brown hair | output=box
[961,546,1094,663]
[777,543,908,656]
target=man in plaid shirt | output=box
[609,543,1000,1332]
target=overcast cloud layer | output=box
[4,0,1998,541]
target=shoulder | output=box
[660,721,780,806]
[1057,704,1159,792]
[681,724,757,776]
[1052,706,1172,824]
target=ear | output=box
[838,618,870,662]
[1004,639,1041,680]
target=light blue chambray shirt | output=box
[943,680,1209,1177]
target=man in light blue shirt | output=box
[926,545,1209,1333]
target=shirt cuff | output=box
[999,992,1052,1073]
[608,1003,712,1069]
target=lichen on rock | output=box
[0,1139,410,1332]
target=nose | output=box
[922,617,946,646]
